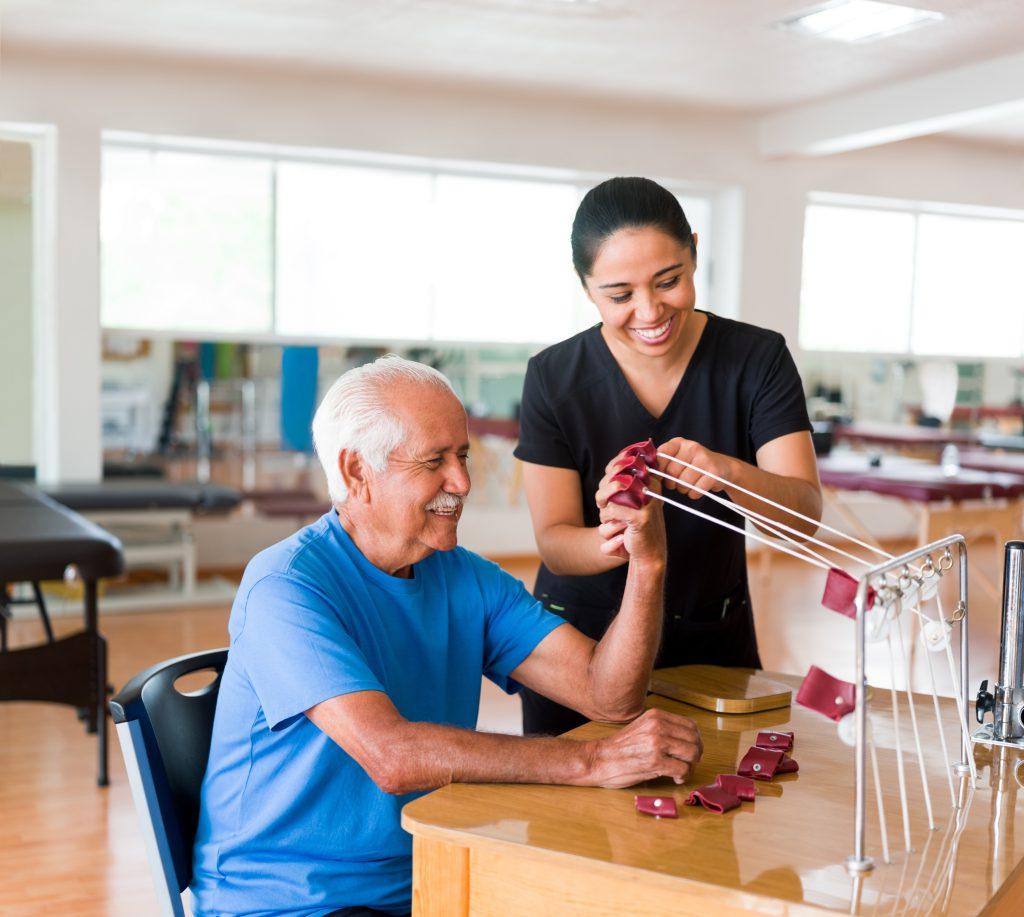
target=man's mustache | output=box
[426,492,464,512]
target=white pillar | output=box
[35,122,103,484]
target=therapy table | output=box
[403,671,1024,915]
[44,480,239,602]
[0,481,124,785]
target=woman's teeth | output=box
[632,318,672,340]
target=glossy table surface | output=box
[403,671,1024,914]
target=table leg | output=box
[412,836,468,917]
[85,578,109,787]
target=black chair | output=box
[109,648,228,917]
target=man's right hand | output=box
[581,708,703,789]
[595,451,666,565]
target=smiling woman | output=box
[514,176,823,737]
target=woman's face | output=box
[583,226,698,358]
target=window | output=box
[274,161,434,341]
[101,147,273,334]
[102,138,717,345]
[431,174,583,343]
[799,197,1024,358]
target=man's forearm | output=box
[372,722,592,795]
[724,461,822,538]
[585,558,665,721]
[538,522,627,576]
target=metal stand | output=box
[846,534,970,875]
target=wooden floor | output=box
[0,543,1010,914]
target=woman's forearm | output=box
[537,522,628,576]
[723,459,822,538]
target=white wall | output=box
[3,46,1024,479]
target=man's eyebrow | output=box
[418,442,471,458]
[598,263,684,289]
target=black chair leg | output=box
[31,582,55,643]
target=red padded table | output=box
[817,454,1024,600]
[833,422,979,458]
[818,453,1024,503]
[958,449,1024,477]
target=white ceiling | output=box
[4,0,1024,114]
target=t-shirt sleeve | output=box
[234,573,386,730]
[748,335,812,453]
[474,557,566,695]
[513,357,576,469]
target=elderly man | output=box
[191,355,701,917]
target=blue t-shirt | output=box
[191,511,565,916]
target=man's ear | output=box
[338,449,371,502]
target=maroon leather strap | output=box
[608,472,650,508]
[685,784,742,813]
[716,773,757,801]
[634,795,678,818]
[623,438,657,465]
[754,730,794,751]
[616,455,650,482]
[738,746,785,780]
[796,664,856,721]
[776,755,799,775]
[822,567,876,619]
[737,746,800,780]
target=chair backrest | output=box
[109,648,228,916]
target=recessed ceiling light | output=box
[779,1,943,43]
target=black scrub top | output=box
[513,311,812,668]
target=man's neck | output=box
[335,507,415,578]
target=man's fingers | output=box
[599,534,627,557]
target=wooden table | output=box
[403,672,1024,915]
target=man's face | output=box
[364,382,471,567]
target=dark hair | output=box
[570,176,695,281]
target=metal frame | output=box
[846,533,970,874]
[115,719,188,917]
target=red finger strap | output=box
[623,438,657,465]
[616,454,650,483]
[822,567,876,619]
[738,746,784,780]
[608,473,650,508]
[754,730,794,751]
[715,773,757,801]
[795,664,856,722]
[737,746,800,780]
[634,795,678,818]
[685,784,741,813]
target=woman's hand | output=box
[656,437,737,500]
[595,449,665,564]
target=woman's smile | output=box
[629,315,675,346]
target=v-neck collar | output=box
[593,310,714,427]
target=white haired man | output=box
[191,356,701,917]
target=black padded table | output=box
[44,480,241,514]
[0,481,124,785]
